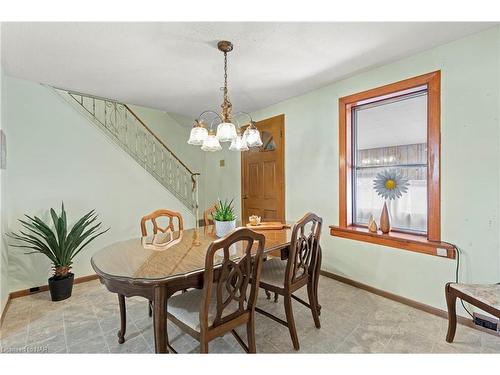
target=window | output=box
[353,90,428,234]
[331,71,455,259]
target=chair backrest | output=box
[140,209,184,236]
[285,212,322,286]
[203,204,217,227]
[200,228,265,331]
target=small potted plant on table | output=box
[9,203,109,301]
[212,199,237,238]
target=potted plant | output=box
[212,199,237,237]
[8,203,109,301]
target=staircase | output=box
[53,88,199,216]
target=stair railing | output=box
[55,88,199,219]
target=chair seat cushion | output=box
[168,285,240,332]
[260,257,287,288]
[450,283,500,311]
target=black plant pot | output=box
[48,273,74,301]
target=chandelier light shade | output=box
[187,120,209,145]
[243,122,263,148]
[229,133,249,151]
[216,122,237,142]
[187,40,261,152]
[201,131,222,152]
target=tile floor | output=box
[1,276,499,353]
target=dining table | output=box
[91,223,322,353]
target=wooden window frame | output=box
[330,71,455,259]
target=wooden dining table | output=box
[91,224,322,353]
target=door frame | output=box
[240,114,285,223]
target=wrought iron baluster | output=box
[123,106,128,145]
[152,141,157,175]
[104,100,107,128]
[114,103,118,136]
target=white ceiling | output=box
[1,22,496,119]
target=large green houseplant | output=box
[9,203,109,301]
[212,199,237,237]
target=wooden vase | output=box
[380,201,390,234]
[368,216,378,233]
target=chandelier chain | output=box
[223,51,228,103]
[220,50,232,122]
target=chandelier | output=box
[187,41,262,152]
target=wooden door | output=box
[241,114,285,224]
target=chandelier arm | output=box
[209,116,223,132]
[233,111,254,127]
[197,110,223,123]
[231,116,241,130]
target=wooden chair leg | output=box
[117,294,127,344]
[148,300,153,317]
[314,245,322,316]
[284,293,300,350]
[274,292,279,303]
[200,339,209,353]
[247,315,257,353]
[265,290,271,300]
[445,286,458,343]
[307,282,321,328]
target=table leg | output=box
[314,245,322,315]
[117,294,126,344]
[153,286,168,353]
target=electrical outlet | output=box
[436,248,448,257]
[219,159,225,167]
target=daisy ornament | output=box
[373,169,409,234]
[373,169,409,200]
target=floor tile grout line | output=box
[384,310,411,350]
[333,322,361,352]
[131,315,153,353]
[89,296,112,354]
[62,304,69,353]
[23,300,34,348]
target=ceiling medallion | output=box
[187,41,262,152]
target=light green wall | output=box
[203,149,241,219]
[246,26,500,315]
[0,36,10,315]
[2,76,200,292]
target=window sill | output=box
[329,225,455,259]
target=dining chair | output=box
[140,208,184,317]
[203,204,217,227]
[166,228,266,353]
[140,208,184,236]
[255,212,322,350]
[445,282,500,343]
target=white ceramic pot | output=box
[214,219,236,238]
